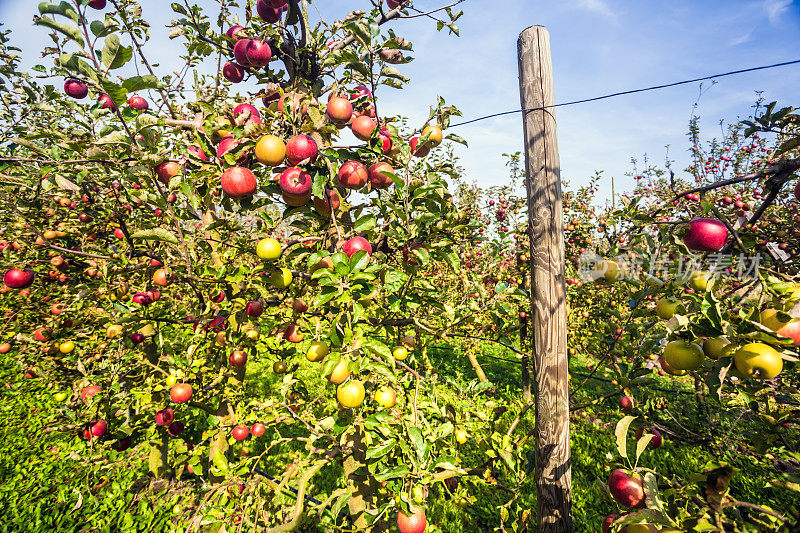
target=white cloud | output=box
[729,29,754,46]
[576,0,618,21]
[764,0,792,25]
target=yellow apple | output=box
[733,343,783,379]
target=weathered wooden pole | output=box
[517,26,573,531]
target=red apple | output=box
[683,218,727,252]
[223,61,245,83]
[343,236,372,258]
[292,299,309,313]
[256,0,281,23]
[368,162,394,189]
[337,160,368,190]
[410,136,430,157]
[233,103,261,124]
[233,39,253,67]
[155,408,174,426]
[3,268,35,289]
[283,324,304,343]
[397,506,426,533]
[170,383,193,403]
[232,425,249,441]
[155,161,181,185]
[81,385,102,402]
[221,167,258,199]
[285,134,318,165]
[251,422,266,437]
[618,396,634,414]
[229,350,248,367]
[351,116,376,141]
[112,436,132,451]
[634,427,663,449]
[64,79,88,99]
[313,189,340,217]
[246,300,264,317]
[131,292,153,306]
[378,130,393,154]
[349,85,372,102]
[89,420,107,437]
[216,135,239,158]
[602,514,619,533]
[167,421,185,436]
[225,25,245,39]
[279,166,312,197]
[98,94,116,110]
[88,0,106,8]
[128,96,149,111]
[327,96,353,124]
[608,469,645,508]
[245,40,272,68]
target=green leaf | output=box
[58,53,98,83]
[365,439,396,460]
[635,434,654,462]
[99,79,127,107]
[380,66,409,82]
[36,17,84,46]
[344,20,371,46]
[374,465,410,482]
[445,133,468,147]
[94,130,128,144]
[642,472,664,513]
[90,19,118,37]
[362,338,392,361]
[407,426,429,463]
[369,18,380,40]
[354,214,376,233]
[349,250,370,272]
[777,137,800,156]
[131,228,179,245]
[101,34,133,70]
[38,2,79,22]
[122,75,160,94]
[615,416,636,459]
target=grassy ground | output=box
[0,341,795,532]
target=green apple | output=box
[655,298,682,320]
[53,391,69,402]
[702,337,732,360]
[594,260,622,283]
[270,267,293,289]
[687,271,711,292]
[663,340,704,371]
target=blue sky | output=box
[1,0,799,202]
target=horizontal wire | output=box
[449,58,800,128]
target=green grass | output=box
[0,341,796,532]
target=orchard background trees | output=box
[1,0,800,532]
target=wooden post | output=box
[517,26,572,531]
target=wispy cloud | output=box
[764,0,793,25]
[575,0,618,21]
[729,29,754,46]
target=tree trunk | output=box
[466,346,489,383]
